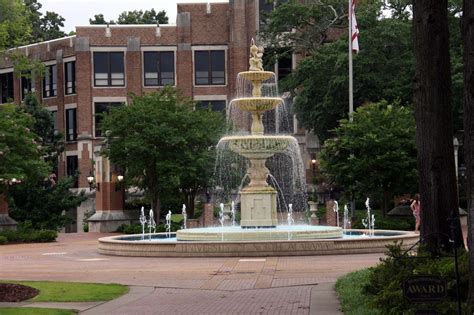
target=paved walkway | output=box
[0,233,383,314]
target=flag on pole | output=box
[351,0,359,53]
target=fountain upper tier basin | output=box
[232,97,283,114]
[239,71,275,82]
[220,135,296,159]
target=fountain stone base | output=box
[240,187,278,228]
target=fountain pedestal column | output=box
[0,193,17,231]
[240,188,278,227]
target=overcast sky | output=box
[39,0,228,33]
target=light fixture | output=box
[115,174,124,191]
[87,170,96,191]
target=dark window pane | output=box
[66,108,77,141]
[160,52,174,85]
[144,52,159,72]
[278,54,292,81]
[0,72,14,104]
[211,51,225,84]
[51,111,58,133]
[196,100,226,113]
[66,155,79,188]
[195,51,209,85]
[65,61,76,95]
[94,52,109,86]
[21,73,34,100]
[110,52,125,86]
[95,102,122,137]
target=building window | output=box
[65,61,76,95]
[144,51,174,86]
[93,52,125,87]
[277,54,292,81]
[21,73,35,100]
[94,102,122,137]
[196,100,226,113]
[194,50,225,85]
[43,64,57,98]
[66,108,77,141]
[51,110,58,134]
[66,155,78,188]
[0,72,14,104]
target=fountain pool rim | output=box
[98,228,419,257]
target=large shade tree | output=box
[319,101,417,215]
[89,9,168,25]
[100,87,225,219]
[413,0,463,253]
[462,0,474,310]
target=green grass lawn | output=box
[0,308,76,315]
[3,281,128,302]
[335,269,381,315]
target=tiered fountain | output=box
[98,41,418,257]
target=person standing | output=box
[410,194,421,233]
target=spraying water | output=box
[231,201,236,226]
[287,203,294,240]
[362,197,375,237]
[165,210,172,239]
[343,204,350,234]
[139,206,147,240]
[333,201,340,227]
[148,209,156,241]
[182,204,187,229]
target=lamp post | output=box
[115,174,124,191]
[453,137,459,181]
[87,170,95,191]
[311,158,317,176]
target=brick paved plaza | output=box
[0,233,383,314]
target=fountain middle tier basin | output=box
[220,135,295,159]
[177,225,343,241]
[232,97,283,114]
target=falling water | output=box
[165,210,172,239]
[219,203,225,241]
[231,201,236,226]
[287,203,294,240]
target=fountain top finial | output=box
[249,38,264,71]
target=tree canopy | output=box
[89,9,169,25]
[319,100,417,215]
[261,0,463,142]
[101,87,225,218]
[0,104,49,193]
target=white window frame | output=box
[92,97,127,138]
[192,45,228,87]
[141,46,177,88]
[90,47,127,89]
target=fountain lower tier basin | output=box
[220,135,295,159]
[98,229,419,257]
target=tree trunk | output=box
[413,0,463,253]
[462,0,474,310]
[381,190,390,218]
[151,192,161,223]
[184,191,196,218]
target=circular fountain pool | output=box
[98,228,418,257]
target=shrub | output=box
[351,209,415,231]
[0,229,57,243]
[0,235,7,245]
[364,243,468,314]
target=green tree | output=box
[319,101,417,216]
[22,94,64,167]
[89,9,168,25]
[261,0,464,141]
[100,87,225,219]
[89,14,115,25]
[462,0,474,310]
[0,0,32,49]
[0,104,49,193]
[9,176,86,230]
[23,0,66,42]
[413,0,463,253]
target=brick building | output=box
[0,0,319,232]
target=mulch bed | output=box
[0,283,39,302]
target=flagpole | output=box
[348,0,354,122]
[348,0,356,219]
